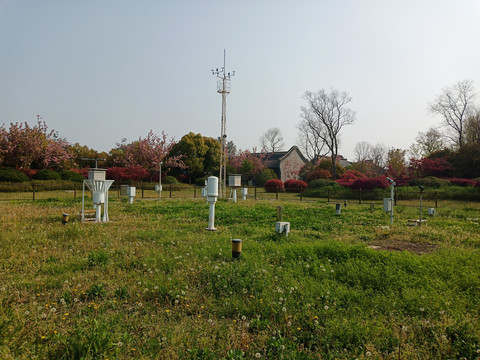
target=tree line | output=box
[1,79,479,183]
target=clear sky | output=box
[1,0,480,161]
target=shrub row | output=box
[263,179,307,193]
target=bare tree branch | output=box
[259,127,285,152]
[430,80,476,149]
[298,89,356,178]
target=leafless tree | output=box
[259,127,285,152]
[430,80,476,149]
[353,141,387,176]
[299,89,356,178]
[353,141,373,162]
[371,143,387,171]
[409,127,445,159]
[296,120,326,162]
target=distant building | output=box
[316,155,352,168]
[257,146,308,182]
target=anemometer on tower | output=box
[212,49,235,198]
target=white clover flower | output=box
[50,307,56,313]
[255,353,261,358]
[324,305,329,310]
[241,316,246,321]
[282,307,286,312]
[366,351,372,357]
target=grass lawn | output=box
[0,197,479,359]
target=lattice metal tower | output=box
[212,50,235,198]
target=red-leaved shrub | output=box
[20,169,38,179]
[107,166,149,181]
[264,179,284,193]
[351,177,389,190]
[284,179,307,192]
[340,170,367,183]
[306,168,332,182]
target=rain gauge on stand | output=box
[81,168,114,222]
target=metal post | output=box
[255,187,257,201]
[159,162,162,201]
[32,182,35,201]
[170,184,172,198]
[74,183,76,200]
[419,194,423,227]
[81,181,85,221]
[390,183,394,225]
[194,185,197,198]
[142,182,144,199]
[277,206,283,221]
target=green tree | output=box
[68,143,108,168]
[168,132,220,182]
[386,148,407,178]
[451,144,480,178]
[465,110,480,146]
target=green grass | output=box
[0,198,479,359]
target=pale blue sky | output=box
[1,0,480,160]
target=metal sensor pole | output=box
[212,49,235,198]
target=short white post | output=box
[206,176,218,231]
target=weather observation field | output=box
[0,197,479,359]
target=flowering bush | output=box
[106,166,149,181]
[350,177,389,190]
[264,179,284,193]
[284,179,307,192]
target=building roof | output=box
[255,146,308,168]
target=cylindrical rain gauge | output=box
[232,239,242,258]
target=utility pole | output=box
[212,50,235,198]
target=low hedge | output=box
[409,177,450,189]
[60,170,85,182]
[0,168,29,182]
[307,179,339,189]
[33,169,61,181]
